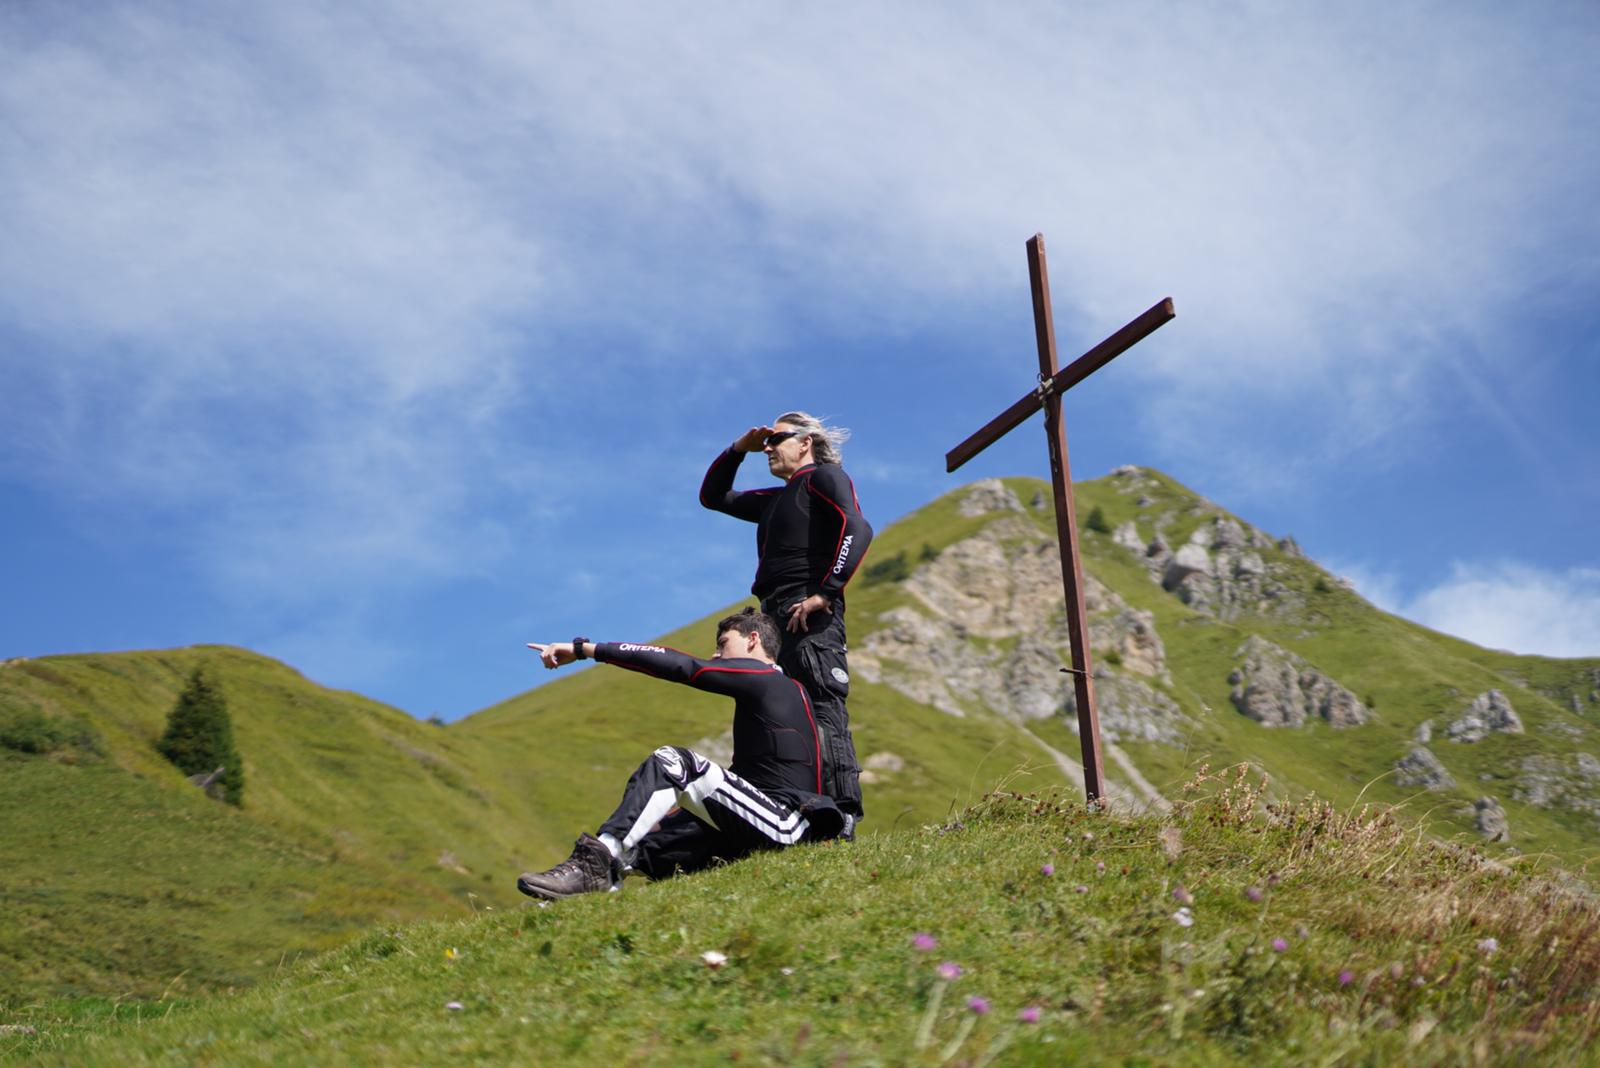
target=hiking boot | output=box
[516,833,622,900]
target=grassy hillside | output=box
[10,775,1599,1065]
[0,647,538,1000]
[5,466,1598,1012]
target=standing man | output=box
[699,411,872,831]
[516,608,846,899]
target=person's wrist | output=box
[572,638,590,660]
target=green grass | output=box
[11,772,1600,1065]
[5,464,1600,1027]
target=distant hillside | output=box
[5,467,1599,1006]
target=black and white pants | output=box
[597,746,811,880]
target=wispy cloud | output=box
[2,1,1596,654]
[1403,562,1600,659]
[1337,558,1600,659]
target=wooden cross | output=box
[946,234,1174,805]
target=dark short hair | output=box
[716,606,780,656]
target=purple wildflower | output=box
[1172,885,1193,906]
[938,961,963,981]
[1018,1006,1042,1024]
[1244,886,1263,903]
[1338,970,1355,987]
[1074,884,1089,894]
[967,996,990,1015]
[1271,938,1289,953]
[912,933,938,952]
[1041,863,1055,876]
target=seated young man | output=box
[517,607,848,899]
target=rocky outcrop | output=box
[1513,754,1600,820]
[853,516,1192,745]
[1112,520,1144,554]
[959,479,1025,517]
[1474,797,1511,841]
[1098,608,1167,680]
[1447,690,1524,742]
[1112,511,1298,620]
[1395,746,1456,791]
[1227,636,1370,729]
[1064,673,1189,745]
[859,751,905,785]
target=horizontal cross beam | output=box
[944,296,1175,473]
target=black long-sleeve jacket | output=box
[698,449,873,604]
[593,642,825,798]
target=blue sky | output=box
[3,2,1597,720]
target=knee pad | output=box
[651,745,708,790]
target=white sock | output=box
[597,832,623,860]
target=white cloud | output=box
[1340,557,1600,659]
[2,0,1596,618]
[1401,562,1600,659]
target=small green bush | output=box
[156,668,244,805]
[0,708,71,754]
[0,704,102,757]
[862,550,911,586]
[1085,505,1112,534]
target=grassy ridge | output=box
[0,647,523,1000]
[12,771,1600,1065]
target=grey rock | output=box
[1474,797,1511,841]
[1513,754,1600,818]
[1278,536,1304,558]
[1395,746,1456,791]
[1233,552,1266,578]
[1111,465,1143,478]
[958,479,1026,517]
[1447,690,1524,743]
[1031,490,1046,510]
[1415,720,1433,744]
[1212,517,1248,551]
[1162,544,1212,590]
[1112,520,1144,554]
[1228,635,1370,729]
[1065,673,1191,745]
[1136,495,1153,507]
[1094,608,1167,679]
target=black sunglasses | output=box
[764,430,803,448]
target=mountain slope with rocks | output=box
[5,466,1598,1007]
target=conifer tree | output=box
[156,668,244,806]
[1086,505,1112,534]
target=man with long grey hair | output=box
[699,411,873,830]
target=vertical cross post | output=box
[946,233,1174,807]
[1026,234,1105,804]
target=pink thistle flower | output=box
[967,996,990,1015]
[1018,1006,1042,1024]
[1338,970,1355,986]
[1040,863,1055,876]
[912,933,938,952]
[1095,861,1105,873]
[1244,886,1263,903]
[937,961,963,981]
[1172,885,1193,906]
[1271,938,1289,953]
[1074,884,1089,894]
